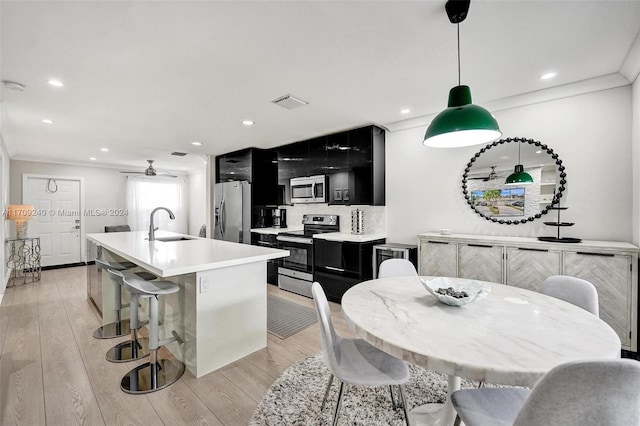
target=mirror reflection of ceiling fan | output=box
[468,166,507,181]
[119,160,177,178]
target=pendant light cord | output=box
[457,23,461,85]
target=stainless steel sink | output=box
[154,236,195,242]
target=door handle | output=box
[311,182,316,201]
[220,199,226,238]
[325,266,345,273]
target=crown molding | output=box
[383,72,631,133]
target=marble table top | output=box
[341,276,621,387]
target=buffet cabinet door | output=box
[419,240,457,277]
[458,243,504,283]
[563,251,633,349]
[506,247,562,292]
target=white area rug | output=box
[250,353,498,426]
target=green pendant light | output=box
[505,142,533,185]
[423,0,501,148]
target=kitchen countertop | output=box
[313,232,386,243]
[87,230,289,277]
[250,227,303,235]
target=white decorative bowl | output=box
[420,277,490,306]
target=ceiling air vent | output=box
[171,152,187,156]
[271,94,309,110]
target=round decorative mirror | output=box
[462,137,566,224]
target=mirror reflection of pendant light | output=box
[423,0,502,148]
[505,142,533,185]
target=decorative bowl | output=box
[419,277,490,306]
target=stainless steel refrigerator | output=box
[213,181,251,244]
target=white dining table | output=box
[341,276,621,426]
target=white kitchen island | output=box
[86,231,289,378]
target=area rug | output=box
[250,353,502,425]
[267,294,317,339]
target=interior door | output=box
[24,177,81,267]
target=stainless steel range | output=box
[276,214,339,298]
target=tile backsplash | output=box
[281,204,386,235]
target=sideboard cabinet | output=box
[418,232,639,352]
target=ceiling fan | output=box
[468,166,504,181]
[119,160,177,178]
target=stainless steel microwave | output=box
[290,175,327,203]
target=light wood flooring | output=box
[0,266,354,425]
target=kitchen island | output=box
[86,230,289,378]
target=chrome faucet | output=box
[148,207,175,241]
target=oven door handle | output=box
[325,266,345,273]
[276,235,313,245]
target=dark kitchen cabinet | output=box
[275,124,385,206]
[313,238,385,303]
[326,125,385,206]
[215,148,278,207]
[251,232,279,285]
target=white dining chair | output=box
[311,282,411,426]
[451,359,640,426]
[378,258,418,278]
[542,275,599,316]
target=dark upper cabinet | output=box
[215,148,278,206]
[307,136,328,177]
[276,140,309,181]
[328,125,385,206]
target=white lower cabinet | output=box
[418,233,639,352]
[458,243,504,283]
[563,251,634,348]
[419,240,457,277]
[506,247,562,292]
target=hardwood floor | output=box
[0,266,353,425]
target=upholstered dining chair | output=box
[542,275,599,316]
[311,282,411,426]
[451,359,640,426]
[378,259,418,278]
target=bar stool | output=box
[92,259,156,339]
[119,273,185,394]
[103,269,155,363]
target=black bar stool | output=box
[119,273,185,394]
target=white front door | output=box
[24,177,82,267]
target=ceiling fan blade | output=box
[119,171,145,174]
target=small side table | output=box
[6,237,41,286]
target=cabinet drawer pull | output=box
[325,266,345,272]
[518,247,549,252]
[427,241,449,244]
[576,252,615,257]
[467,244,493,248]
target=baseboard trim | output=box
[42,262,86,271]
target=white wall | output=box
[632,77,640,247]
[10,161,129,235]
[387,86,633,245]
[188,167,207,236]
[0,136,11,294]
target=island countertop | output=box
[87,231,289,277]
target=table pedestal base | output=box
[409,375,460,426]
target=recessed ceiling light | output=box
[400,108,411,114]
[181,167,187,170]
[100,148,109,152]
[42,119,54,124]
[48,79,64,87]
[241,120,255,126]
[539,72,557,81]
[535,150,543,154]
[191,141,203,146]
[89,157,96,161]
